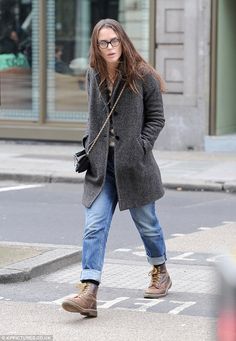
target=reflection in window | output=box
[0,0,39,120]
[47,0,91,121]
[47,0,149,123]
[0,0,39,121]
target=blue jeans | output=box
[80,148,167,283]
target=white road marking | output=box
[132,251,146,257]
[0,184,44,193]
[136,245,145,250]
[114,248,132,252]
[133,298,164,312]
[171,233,186,237]
[38,296,197,315]
[98,297,129,309]
[206,254,226,263]
[168,300,196,315]
[170,252,197,261]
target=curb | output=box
[223,181,236,193]
[163,181,223,192]
[0,245,82,284]
[1,172,235,193]
[0,173,84,184]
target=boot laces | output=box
[149,266,161,288]
[75,282,90,297]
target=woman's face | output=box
[97,27,122,67]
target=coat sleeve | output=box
[140,73,165,153]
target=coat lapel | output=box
[110,73,125,107]
[94,70,125,112]
[95,72,109,113]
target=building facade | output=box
[0,0,235,150]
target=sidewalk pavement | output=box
[0,301,216,341]
[0,140,235,284]
[0,140,236,191]
[0,241,82,284]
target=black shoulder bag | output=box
[74,83,126,173]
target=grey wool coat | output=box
[82,67,165,211]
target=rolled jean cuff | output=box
[80,269,101,283]
[147,254,167,266]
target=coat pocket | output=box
[136,137,146,156]
[137,136,153,154]
[136,136,146,155]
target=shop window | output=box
[0,0,39,121]
[47,0,90,122]
[0,0,149,125]
[46,0,149,123]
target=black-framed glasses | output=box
[97,38,120,49]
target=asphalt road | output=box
[0,180,235,248]
[0,180,235,330]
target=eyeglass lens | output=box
[98,38,120,48]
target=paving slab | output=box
[0,242,82,284]
[0,245,50,267]
[166,222,236,254]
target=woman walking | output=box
[62,18,171,317]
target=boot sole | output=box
[61,299,97,317]
[143,280,172,299]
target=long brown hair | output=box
[89,18,165,93]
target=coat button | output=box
[115,135,120,140]
[113,111,118,116]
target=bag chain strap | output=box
[87,83,126,155]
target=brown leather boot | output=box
[144,263,172,298]
[62,282,98,317]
